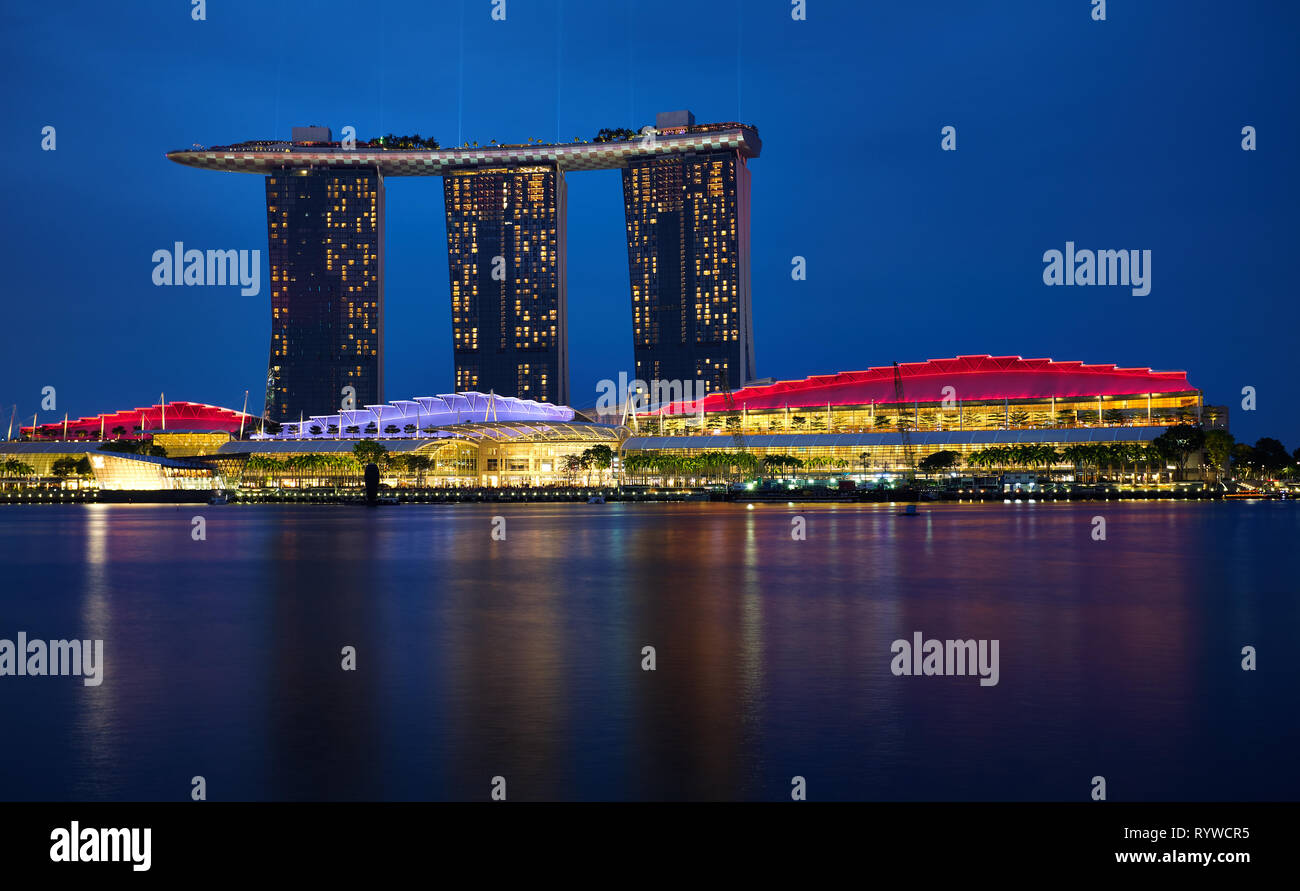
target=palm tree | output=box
[622,453,646,485]
[786,455,804,481]
[1107,444,1128,484]
[1060,445,1087,482]
[1,458,36,489]
[762,454,784,480]
[663,453,685,485]
[1031,446,1059,480]
[637,453,658,485]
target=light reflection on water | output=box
[0,501,1296,801]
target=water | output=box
[0,501,1295,801]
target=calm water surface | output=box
[0,501,1296,801]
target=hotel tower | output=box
[264,128,384,421]
[166,114,759,415]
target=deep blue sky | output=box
[3,1,1296,444]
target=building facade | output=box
[624,355,1227,478]
[5,395,610,490]
[4,354,1236,491]
[443,165,568,405]
[265,161,385,422]
[216,421,618,490]
[622,112,755,396]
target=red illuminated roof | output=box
[659,356,1195,413]
[21,401,258,440]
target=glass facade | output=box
[265,166,385,422]
[622,150,754,394]
[443,165,568,405]
[218,422,619,489]
[626,389,1225,477]
[91,453,219,491]
[640,392,1214,438]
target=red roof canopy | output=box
[21,401,257,439]
[657,356,1195,414]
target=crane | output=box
[719,368,747,452]
[893,361,916,482]
[717,368,753,488]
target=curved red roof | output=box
[661,356,1194,413]
[21,401,256,439]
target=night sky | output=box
[3,1,1296,445]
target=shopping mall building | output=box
[621,355,1225,476]
[3,357,1224,490]
[7,393,620,490]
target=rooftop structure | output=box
[270,391,575,439]
[20,401,259,440]
[650,355,1197,414]
[165,122,761,176]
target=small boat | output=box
[896,504,919,516]
[587,495,606,504]
[208,491,229,505]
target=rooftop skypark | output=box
[164,118,761,176]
